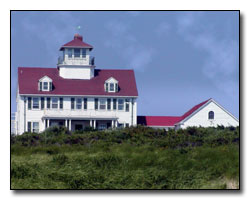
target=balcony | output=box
[57,56,95,66]
[42,109,118,120]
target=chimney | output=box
[74,33,83,41]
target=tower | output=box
[57,34,95,79]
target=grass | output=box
[11,126,239,189]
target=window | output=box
[60,98,63,109]
[113,99,117,110]
[47,97,51,109]
[98,124,106,130]
[68,48,73,58]
[71,98,75,109]
[84,98,87,110]
[105,83,109,92]
[118,99,124,110]
[32,97,39,109]
[74,49,80,57]
[208,111,214,120]
[104,78,118,92]
[95,98,98,110]
[76,98,82,109]
[115,83,118,92]
[110,83,114,92]
[43,82,48,90]
[125,123,129,128]
[39,82,42,91]
[49,82,52,91]
[125,99,130,112]
[41,97,45,109]
[28,97,32,110]
[82,49,86,58]
[100,99,106,110]
[52,98,58,109]
[118,123,124,128]
[27,122,31,132]
[107,99,111,110]
[32,122,39,133]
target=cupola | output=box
[57,34,95,80]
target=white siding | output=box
[179,101,239,129]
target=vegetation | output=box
[11,126,239,189]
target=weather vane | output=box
[76,25,81,33]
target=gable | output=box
[180,100,239,127]
[39,76,52,82]
[105,77,118,83]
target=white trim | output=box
[39,75,52,82]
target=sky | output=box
[11,11,239,118]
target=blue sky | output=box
[11,11,239,118]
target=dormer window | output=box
[104,77,118,93]
[38,76,53,92]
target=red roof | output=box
[60,34,93,50]
[137,99,211,127]
[137,116,182,127]
[18,67,138,97]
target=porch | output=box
[43,117,118,131]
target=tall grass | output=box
[11,126,239,189]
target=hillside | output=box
[11,126,239,189]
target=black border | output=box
[10,10,241,191]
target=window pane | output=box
[60,98,63,109]
[105,83,109,92]
[107,99,111,110]
[113,99,117,110]
[115,83,118,92]
[49,82,52,91]
[82,49,86,58]
[33,98,39,109]
[41,97,44,109]
[68,48,73,58]
[125,99,130,112]
[32,122,39,133]
[47,97,51,109]
[43,82,48,90]
[208,111,214,119]
[28,97,32,110]
[28,122,31,132]
[76,98,82,109]
[118,99,124,110]
[39,82,42,91]
[52,98,58,109]
[100,99,106,110]
[110,83,114,91]
[74,49,80,57]
[95,98,98,110]
[84,98,87,109]
[71,98,75,109]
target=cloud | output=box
[176,12,239,99]
[104,20,154,71]
[21,12,80,58]
[155,22,170,36]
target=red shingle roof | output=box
[18,67,138,97]
[137,116,182,127]
[60,34,93,50]
[137,99,211,127]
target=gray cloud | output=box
[104,20,154,71]
[176,12,239,99]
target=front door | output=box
[75,124,83,131]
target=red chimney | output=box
[74,33,83,41]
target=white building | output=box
[137,98,239,130]
[16,34,138,134]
